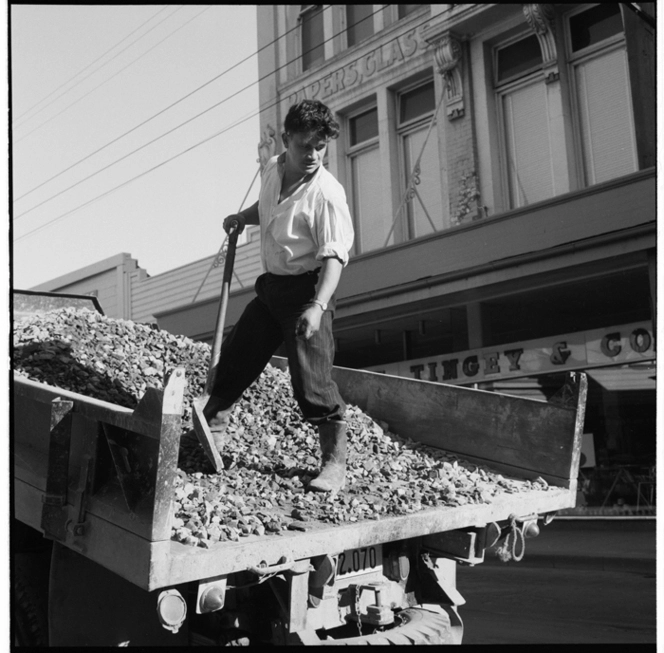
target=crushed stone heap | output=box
[14,308,551,547]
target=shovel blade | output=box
[192,396,224,473]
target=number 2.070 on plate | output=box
[336,545,382,579]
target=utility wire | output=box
[14,5,414,242]
[14,5,388,220]
[14,108,264,242]
[13,4,395,239]
[13,5,172,125]
[13,6,208,144]
[13,4,330,203]
[15,77,255,219]
[16,10,318,222]
[14,6,182,129]
[13,4,389,226]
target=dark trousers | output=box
[210,271,346,425]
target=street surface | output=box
[456,563,656,644]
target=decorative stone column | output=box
[430,31,464,120]
[424,26,483,225]
[523,4,559,83]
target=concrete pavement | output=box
[482,516,656,574]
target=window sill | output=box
[350,166,656,264]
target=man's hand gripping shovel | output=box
[192,218,240,472]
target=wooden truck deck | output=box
[13,360,586,592]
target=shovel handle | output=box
[223,219,241,281]
[205,222,240,394]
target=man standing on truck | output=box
[196,99,354,494]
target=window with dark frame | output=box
[566,3,636,185]
[397,79,444,238]
[398,5,423,19]
[569,3,624,52]
[491,3,637,210]
[350,107,379,146]
[495,34,543,84]
[301,5,325,71]
[494,32,552,209]
[347,106,385,254]
[346,5,374,47]
[399,81,435,124]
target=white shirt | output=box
[258,155,355,275]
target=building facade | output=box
[27,4,656,510]
[26,229,263,331]
[249,3,656,510]
[29,253,147,320]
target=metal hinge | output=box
[66,455,93,537]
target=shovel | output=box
[192,219,240,472]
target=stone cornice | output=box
[427,30,465,119]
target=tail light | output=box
[157,589,187,633]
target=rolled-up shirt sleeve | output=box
[314,195,355,267]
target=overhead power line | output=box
[13,4,329,204]
[15,5,343,222]
[14,5,387,219]
[13,5,173,125]
[14,79,258,220]
[13,5,210,144]
[15,5,419,243]
[13,108,264,243]
[13,5,394,238]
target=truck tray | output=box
[13,362,586,592]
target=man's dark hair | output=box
[284,100,340,140]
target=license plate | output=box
[336,545,383,579]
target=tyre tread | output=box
[318,608,453,646]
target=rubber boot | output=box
[308,420,347,493]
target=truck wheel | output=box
[318,608,456,645]
[14,553,50,647]
[217,628,251,646]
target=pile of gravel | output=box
[14,308,551,548]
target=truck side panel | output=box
[328,363,586,488]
